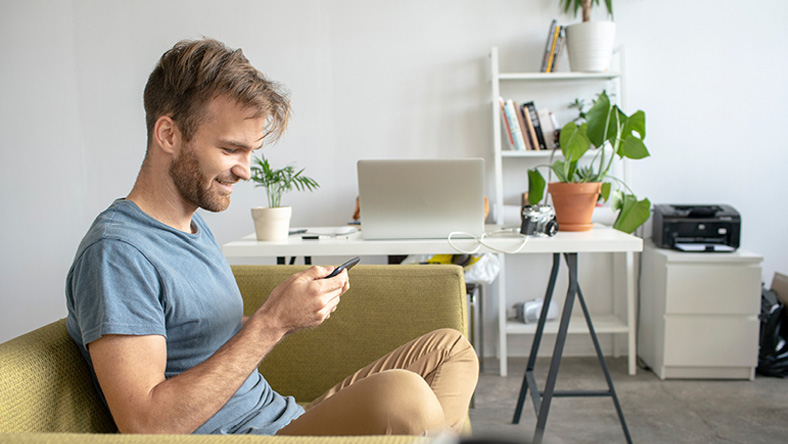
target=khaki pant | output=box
[276,328,478,436]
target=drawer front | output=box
[663,316,759,367]
[664,263,760,314]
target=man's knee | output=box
[430,328,479,369]
[367,370,445,435]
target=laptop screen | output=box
[357,159,485,240]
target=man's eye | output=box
[223,148,238,154]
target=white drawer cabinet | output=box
[639,242,762,380]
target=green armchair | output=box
[0,265,470,443]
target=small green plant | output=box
[560,0,613,22]
[527,90,651,234]
[249,153,319,208]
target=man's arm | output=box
[89,265,348,434]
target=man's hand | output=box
[251,265,350,336]
[88,266,349,434]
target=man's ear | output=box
[152,115,181,155]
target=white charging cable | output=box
[447,228,529,254]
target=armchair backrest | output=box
[0,320,116,433]
[232,264,467,402]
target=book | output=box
[537,108,559,149]
[504,99,527,151]
[523,102,547,150]
[514,102,535,150]
[549,111,561,149]
[550,26,566,72]
[498,97,515,149]
[545,24,562,73]
[520,103,540,151]
[540,20,558,72]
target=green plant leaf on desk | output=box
[611,191,651,234]
[527,169,546,206]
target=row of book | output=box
[499,97,560,151]
[540,19,566,73]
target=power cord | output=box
[447,227,529,255]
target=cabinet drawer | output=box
[663,316,758,367]
[664,263,760,314]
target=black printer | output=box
[652,204,740,252]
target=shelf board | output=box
[498,72,621,81]
[505,314,629,335]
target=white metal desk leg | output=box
[497,253,508,376]
[626,251,636,375]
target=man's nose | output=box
[232,153,251,181]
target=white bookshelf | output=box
[488,46,635,376]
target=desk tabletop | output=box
[222,225,643,258]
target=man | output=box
[66,38,477,436]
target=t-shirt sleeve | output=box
[69,239,167,346]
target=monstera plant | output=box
[527,90,651,234]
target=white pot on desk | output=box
[251,206,292,241]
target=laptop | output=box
[357,158,485,240]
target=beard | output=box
[169,143,235,213]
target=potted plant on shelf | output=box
[527,90,650,233]
[559,0,616,72]
[248,153,319,241]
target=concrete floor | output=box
[468,357,788,444]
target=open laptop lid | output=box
[357,158,485,240]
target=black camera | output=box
[520,205,558,237]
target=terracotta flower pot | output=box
[548,182,601,232]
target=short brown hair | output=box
[143,38,290,146]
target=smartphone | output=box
[322,257,361,279]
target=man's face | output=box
[169,96,266,212]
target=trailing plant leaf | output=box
[527,169,546,206]
[613,194,651,234]
[600,181,611,203]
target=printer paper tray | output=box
[674,243,736,253]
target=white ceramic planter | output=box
[251,206,292,241]
[565,21,616,73]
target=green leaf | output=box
[600,182,611,203]
[624,110,646,140]
[585,91,611,147]
[527,169,546,206]
[247,153,319,207]
[608,105,627,144]
[620,137,650,160]
[610,189,624,211]
[550,160,570,182]
[613,196,651,234]
[563,122,591,161]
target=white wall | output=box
[2,0,787,352]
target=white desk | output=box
[223,224,642,376]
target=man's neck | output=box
[127,168,197,234]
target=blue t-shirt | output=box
[65,200,304,434]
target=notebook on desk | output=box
[357,158,486,240]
